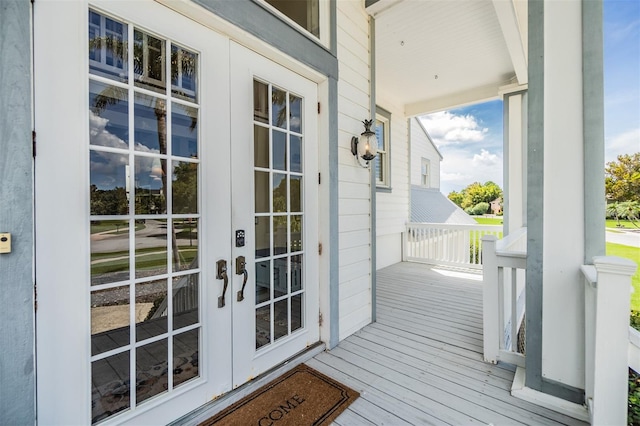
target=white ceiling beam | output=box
[405,83,502,117]
[492,0,528,85]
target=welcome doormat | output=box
[199,364,359,426]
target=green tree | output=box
[605,153,640,203]
[448,181,503,210]
[448,191,464,207]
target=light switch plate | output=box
[0,233,11,253]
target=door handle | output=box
[236,256,248,302]
[216,259,229,308]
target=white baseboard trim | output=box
[511,367,590,422]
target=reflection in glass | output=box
[256,306,271,349]
[92,351,130,423]
[290,176,302,213]
[172,103,198,158]
[172,161,198,214]
[273,216,288,256]
[272,87,287,129]
[254,171,269,213]
[174,218,198,272]
[173,329,199,387]
[254,80,269,124]
[89,10,128,82]
[272,173,287,213]
[291,255,303,292]
[290,95,302,133]
[291,294,303,332]
[91,286,130,355]
[134,29,166,94]
[135,220,167,278]
[89,80,129,146]
[255,260,271,304]
[255,217,270,258]
[274,257,288,298]
[274,299,288,341]
[173,273,199,330]
[264,0,319,37]
[136,339,168,404]
[290,135,302,173]
[135,279,168,342]
[90,151,129,216]
[91,220,129,286]
[291,215,302,253]
[254,126,269,169]
[134,94,165,153]
[135,157,167,215]
[171,45,198,102]
[272,130,286,171]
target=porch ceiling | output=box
[369,0,528,116]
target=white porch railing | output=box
[582,256,637,425]
[481,228,527,368]
[404,223,502,269]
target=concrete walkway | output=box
[606,228,640,248]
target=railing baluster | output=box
[498,266,505,350]
[511,267,518,352]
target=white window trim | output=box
[375,109,391,190]
[255,0,330,48]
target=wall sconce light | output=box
[351,119,378,167]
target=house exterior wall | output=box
[374,96,410,270]
[410,118,441,189]
[0,1,36,424]
[336,0,375,340]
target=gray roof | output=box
[411,186,476,224]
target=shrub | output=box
[630,311,640,425]
[471,202,490,216]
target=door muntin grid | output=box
[253,80,305,351]
[88,10,201,423]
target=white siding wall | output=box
[410,119,441,189]
[375,95,410,269]
[337,1,373,340]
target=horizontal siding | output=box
[410,118,441,188]
[337,0,372,341]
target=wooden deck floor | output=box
[310,262,587,426]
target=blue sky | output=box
[421,0,639,195]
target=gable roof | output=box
[414,118,443,160]
[411,186,476,224]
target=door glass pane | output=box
[89,11,128,82]
[252,79,306,350]
[173,273,199,330]
[135,219,167,277]
[172,161,198,214]
[92,351,130,423]
[89,81,129,147]
[91,220,130,286]
[136,279,168,341]
[173,329,199,387]
[136,339,169,404]
[172,103,198,158]
[91,286,130,355]
[134,29,166,94]
[171,45,198,102]
[89,12,201,422]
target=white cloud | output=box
[439,149,503,194]
[605,128,640,163]
[472,149,500,167]
[420,111,488,146]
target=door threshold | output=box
[169,342,326,425]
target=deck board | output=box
[322,262,588,426]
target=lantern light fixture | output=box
[351,119,378,167]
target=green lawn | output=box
[606,242,640,311]
[474,217,503,225]
[606,219,639,229]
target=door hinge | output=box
[32,130,36,158]
[318,243,322,255]
[319,312,323,326]
[317,102,320,114]
[34,282,38,313]
[318,172,321,185]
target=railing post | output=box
[402,230,407,262]
[482,235,499,363]
[589,256,637,425]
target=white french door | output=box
[34,1,319,424]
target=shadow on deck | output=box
[310,262,587,425]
